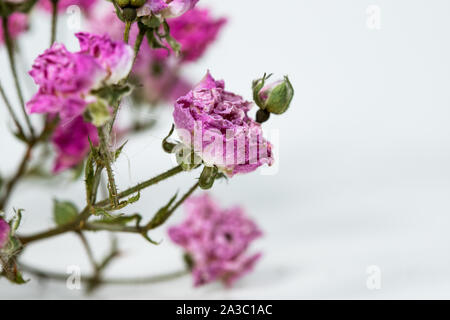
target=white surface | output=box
[1,0,450,299]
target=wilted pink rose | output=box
[27,33,132,120]
[137,0,199,18]
[159,8,226,62]
[0,13,28,45]
[168,193,262,287]
[0,218,10,249]
[51,115,99,172]
[173,72,274,177]
[76,32,134,84]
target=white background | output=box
[1,0,450,299]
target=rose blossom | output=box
[0,218,10,249]
[27,33,132,120]
[137,0,199,18]
[0,13,28,45]
[168,193,262,287]
[173,72,274,177]
[51,115,99,172]
[161,8,226,62]
[76,32,134,84]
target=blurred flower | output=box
[51,115,98,172]
[26,33,132,120]
[76,32,134,84]
[168,193,262,287]
[173,71,274,177]
[162,8,226,63]
[38,0,98,12]
[137,0,200,18]
[0,218,10,249]
[0,13,28,45]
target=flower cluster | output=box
[89,2,225,105]
[173,72,274,176]
[169,194,262,286]
[27,32,132,120]
[0,218,10,249]
[155,8,227,62]
[0,13,28,45]
[26,32,131,171]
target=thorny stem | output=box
[85,182,199,234]
[18,165,184,245]
[50,0,59,46]
[1,14,35,140]
[97,126,119,207]
[0,80,26,139]
[19,263,188,286]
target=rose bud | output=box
[253,74,294,122]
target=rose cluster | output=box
[26,32,132,172]
[169,194,262,286]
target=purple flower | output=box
[168,193,262,287]
[155,8,226,63]
[0,218,10,249]
[38,0,98,13]
[76,32,134,84]
[51,115,99,172]
[27,33,132,120]
[137,0,200,18]
[0,13,28,45]
[173,72,274,177]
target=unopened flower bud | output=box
[199,165,218,190]
[253,74,294,116]
[130,0,146,8]
[122,7,137,21]
[117,0,130,8]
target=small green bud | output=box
[130,0,146,8]
[199,166,218,190]
[116,0,130,8]
[253,74,294,116]
[86,99,110,127]
[122,7,137,21]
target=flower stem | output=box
[124,21,131,43]
[50,0,59,46]
[97,126,119,207]
[19,262,188,286]
[96,165,184,207]
[1,15,35,141]
[85,181,199,233]
[18,165,184,245]
[0,79,26,139]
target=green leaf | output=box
[147,193,178,229]
[114,140,128,160]
[53,200,78,226]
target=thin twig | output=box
[50,0,59,46]
[1,13,35,140]
[19,263,188,285]
[0,79,26,139]
[18,165,184,245]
